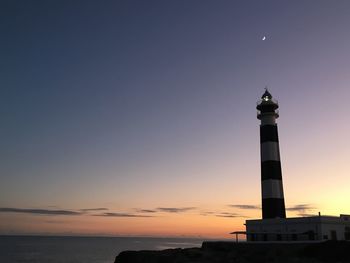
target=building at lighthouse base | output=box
[245,214,350,242]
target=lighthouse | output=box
[231,90,350,242]
[256,89,286,219]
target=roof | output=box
[230,231,247,235]
[261,89,273,100]
[230,231,315,235]
[246,215,350,225]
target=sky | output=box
[1,0,350,238]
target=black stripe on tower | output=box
[260,125,278,143]
[261,161,282,180]
[262,199,286,219]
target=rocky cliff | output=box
[114,241,350,263]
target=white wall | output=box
[246,216,350,241]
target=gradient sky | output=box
[1,0,350,238]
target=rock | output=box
[114,241,350,263]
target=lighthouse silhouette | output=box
[230,91,350,242]
[257,89,286,219]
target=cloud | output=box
[0,206,158,218]
[229,205,260,210]
[94,212,153,218]
[80,208,109,212]
[0,207,82,216]
[135,207,197,214]
[215,212,247,218]
[200,211,215,216]
[200,210,248,218]
[44,220,66,224]
[286,204,316,212]
[135,209,158,213]
[157,207,196,213]
[286,204,316,216]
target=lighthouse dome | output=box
[261,89,273,101]
[257,89,279,119]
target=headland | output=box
[114,240,350,263]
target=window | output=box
[277,234,282,241]
[345,232,350,241]
[330,230,337,241]
[345,227,350,240]
[323,235,328,240]
[250,234,256,241]
[308,231,315,241]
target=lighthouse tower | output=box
[231,91,350,242]
[257,90,286,219]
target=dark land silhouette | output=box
[114,240,350,263]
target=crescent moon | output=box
[262,36,266,41]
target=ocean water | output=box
[0,235,203,263]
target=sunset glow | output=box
[1,0,350,238]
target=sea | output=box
[0,235,204,263]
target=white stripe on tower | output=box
[257,89,286,219]
[261,142,280,162]
[262,180,284,199]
